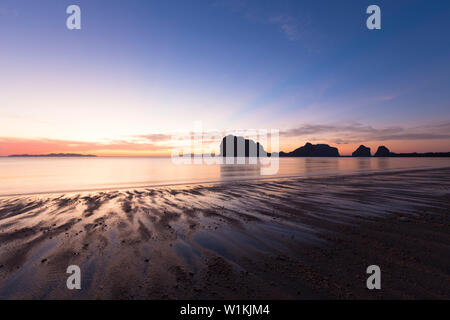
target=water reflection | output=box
[304,158,340,176]
[357,158,372,171]
[375,158,390,170]
[1,157,450,195]
[220,158,262,179]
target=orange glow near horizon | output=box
[1,136,449,157]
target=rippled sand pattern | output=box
[0,168,449,299]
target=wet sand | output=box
[0,167,449,299]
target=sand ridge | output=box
[0,168,449,299]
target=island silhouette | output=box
[220,135,450,158]
[6,138,450,158]
[8,153,97,157]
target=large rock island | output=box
[220,135,269,157]
[352,145,371,157]
[374,146,394,157]
[279,142,339,157]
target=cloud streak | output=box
[214,0,308,42]
[269,15,301,41]
[0,6,19,17]
[133,134,173,142]
[0,137,173,156]
[1,121,449,156]
[280,122,450,144]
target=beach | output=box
[0,167,449,299]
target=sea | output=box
[1,157,450,196]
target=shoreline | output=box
[1,165,450,198]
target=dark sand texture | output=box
[0,168,449,299]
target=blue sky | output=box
[0,0,449,155]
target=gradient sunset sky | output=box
[0,0,449,156]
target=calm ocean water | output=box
[1,157,450,196]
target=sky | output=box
[0,0,449,156]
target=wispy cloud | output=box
[0,6,19,17]
[375,94,399,102]
[133,134,173,142]
[375,133,450,141]
[2,121,449,156]
[280,122,450,144]
[281,123,402,138]
[214,0,308,42]
[0,137,173,156]
[269,15,301,42]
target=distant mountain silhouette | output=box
[352,145,371,157]
[388,152,450,157]
[279,142,339,157]
[220,135,268,157]
[8,153,97,157]
[370,146,450,157]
